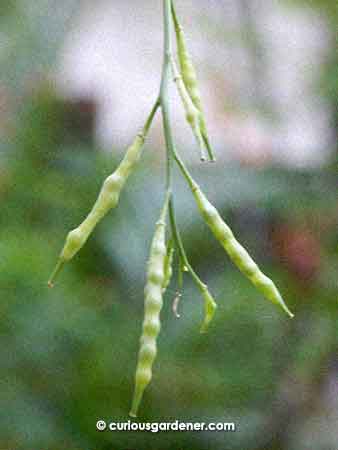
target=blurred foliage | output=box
[0,1,337,450]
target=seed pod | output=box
[162,241,174,293]
[130,197,169,417]
[171,59,206,161]
[190,182,294,318]
[200,285,217,333]
[48,133,145,286]
[172,3,215,161]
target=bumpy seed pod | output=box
[188,182,294,318]
[48,133,145,286]
[172,3,215,162]
[130,197,169,418]
[171,59,206,161]
[200,285,217,333]
[162,241,174,293]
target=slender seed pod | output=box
[200,285,217,334]
[171,59,206,161]
[162,241,174,293]
[130,196,169,418]
[189,182,294,318]
[171,151,294,318]
[171,2,215,162]
[48,132,145,286]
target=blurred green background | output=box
[0,1,337,449]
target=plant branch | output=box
[160,0,174,192]
[158,0,208,297]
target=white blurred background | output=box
[56,0,334,168]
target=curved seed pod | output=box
[162,241,174,293]
[171,59,206,161]
[130,197,169,418]
[200,285,217,333]
[48,133,145,286]
[172,3,215,161]
[189,182,294,318]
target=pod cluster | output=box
[49,0,294,420]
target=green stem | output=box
[169,199,207,294]
[160,0,174,192]
[171,0,179,32]
[172,149,197,190]
[142,98,161,137]
[159,0,207,297]
[160,188,172,223]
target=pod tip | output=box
[48,259,66,288]
[129,391,143,419]
[282,304,294,319]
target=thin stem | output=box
[171,0,180,32]
[159,0,207,296]
[142,98,161,137]
[169,198,207,294]
[160,0,174,192]
[159,187,172,223]
[173,148,197,191]
[178,257,185,288]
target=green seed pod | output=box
[130,198,169,418]
[171,59,206,161]
[200,285,217,334]
[172,3,215,161]
[172,8,201,109]
[190,182,294,318]
[162,241,174,293]
[48,133,145,286]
